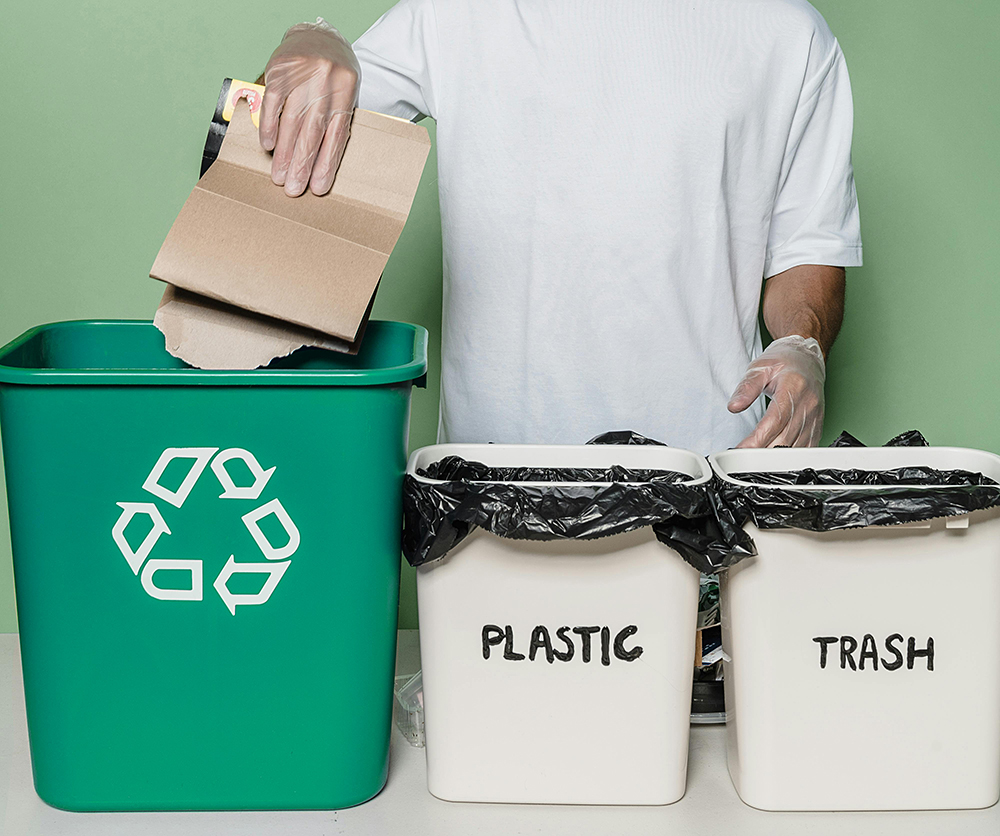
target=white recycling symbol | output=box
[111,447,299,615]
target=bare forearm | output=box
[761,264,845,357]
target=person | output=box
[256,0,861,453]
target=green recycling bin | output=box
[0,319,428,811]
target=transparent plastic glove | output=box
[727,335,826,448]
[259,18,360,196]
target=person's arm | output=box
[726,13,860,450]
[727,264,845,448]
[763,264,845,356]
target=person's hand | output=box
[259,19,361,197]
[727,335,826,448]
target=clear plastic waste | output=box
[393,670,425,748]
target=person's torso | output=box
[370,0,832,452]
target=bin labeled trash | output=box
[710,445,1000,812]
[0,319,427,811]
[405,443,712,805]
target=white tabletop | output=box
[2,631,997,835]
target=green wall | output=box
[1,1,998,632]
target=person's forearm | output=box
[761,264,846,357]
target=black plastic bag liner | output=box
[403,431,755,573]
[829,429,930,448]
[728,467,997,488]
[716,430,1000,533]
[420,456,689,485]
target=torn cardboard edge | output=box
[154,285,377,369]
[150,78,430,370]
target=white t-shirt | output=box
[353,0,862,454]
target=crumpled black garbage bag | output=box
[730,466,997,488]
[420,455,688,485]
[829,429,930,448]
[588,430,669,447]
[719,430,1000,532]
[402,431,755,573]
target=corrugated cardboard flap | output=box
[150,101,430,344]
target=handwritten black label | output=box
[482,624,644,664]
[813,634,934,671]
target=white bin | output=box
[410,443,708,805]
[710,445,1000,812]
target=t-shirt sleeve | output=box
[352,0,439,121]
[764,39,863,278]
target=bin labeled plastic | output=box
[0,319,427,811]
[408,443,708,805]
[710,445,1000,812]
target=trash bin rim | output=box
[0,319,429,387]
[406,442,714,488]
[709,446,1000,493]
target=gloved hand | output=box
[259,18,361,197]
[727,335,826,448]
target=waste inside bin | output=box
[0,319,427,811]
[404,442,713,805]
[710,442,1000,812]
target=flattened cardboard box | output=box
[151,88,430,368]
